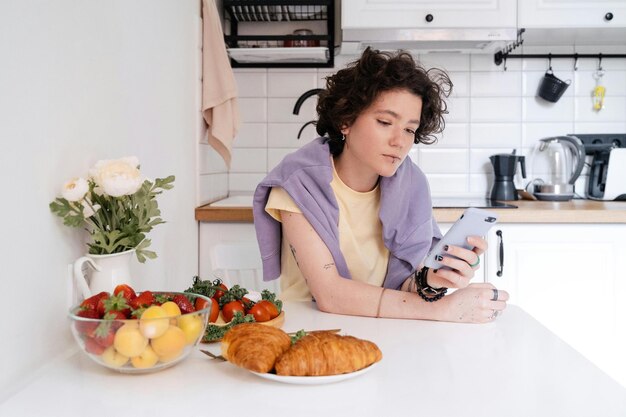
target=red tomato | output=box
[113,284,137,301]
[255,300,279,320]
[209,298,219,323]
[248,303,271,322]
[221,300,245,323]
[213,283,228,301]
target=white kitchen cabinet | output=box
[485,223,626,386]
[519,0,626,28]
[342,0,516,29]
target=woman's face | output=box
[338,89,422,189]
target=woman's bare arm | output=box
[281,210,508,322]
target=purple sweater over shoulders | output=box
[253,137,441,290]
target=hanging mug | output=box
[537,70,571,103]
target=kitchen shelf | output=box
[223,0,335,68]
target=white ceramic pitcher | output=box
[73,249,135,298]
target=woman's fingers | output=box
[467,235,488,255]
[430,267,470,288]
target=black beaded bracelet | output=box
[415,267,447,302]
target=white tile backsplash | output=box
[230,148,267,173]
[239,98,267,122]
[446,97,470,122]
[523,96,575,122]
[234,72,267,97]
[198,49,626,198]
[268,72,317,97]
[470,71,522,97]
[418,53,470,72]
[234,123,267,148]
[419,149,469,174]
[471,123,521,148]
[471,97,522,122]
[433,123,469,147]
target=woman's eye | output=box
[377,120,391,126]
[405,128,416,135]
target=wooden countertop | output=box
[195,199,626,224]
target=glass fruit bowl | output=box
[68,292,211,374]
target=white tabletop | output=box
[2,302,625,417]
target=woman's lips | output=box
[383,154,401,164]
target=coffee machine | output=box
[490,152,526,201]
[576,133,626,200]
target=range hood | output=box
[340,27,518,55]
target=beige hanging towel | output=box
[202,0,240,168]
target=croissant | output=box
[274,331,382,376]
[221,323,291,373]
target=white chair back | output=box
[208,242,280,294]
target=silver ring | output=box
[491,310,499,319]
[491,288,499,301]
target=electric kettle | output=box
[531,135,585,201]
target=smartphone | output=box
[424,207,498,270]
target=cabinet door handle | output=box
[496,230,504,277]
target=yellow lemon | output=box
[161,301,182,317]
[131,345,159,369]
[101,346,129,368]
[151,325,186,358]
[177,314,204,345]
[139,306,169,339]
[114,323,148,357]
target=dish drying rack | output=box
[223,0,335,68]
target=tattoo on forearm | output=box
[289,244,300,267]
[323,263,335,270]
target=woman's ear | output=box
[340,126,350,136]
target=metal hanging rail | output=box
[494,29,626,69]
[495,51,626,68]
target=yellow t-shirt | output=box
[265,159,390,301]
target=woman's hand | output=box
[439,283,509,323]
[426,235,487,289]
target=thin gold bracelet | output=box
[376,288,387,317]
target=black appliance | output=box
[576,134,626,199]
[489,152,526,201]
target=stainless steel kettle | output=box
[532,135,585,201]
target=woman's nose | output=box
[389,128,405,148]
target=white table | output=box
[2,302,625,417]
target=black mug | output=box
[537,70,571,103]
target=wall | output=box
[198,43,626,199]
[0,0,200,398]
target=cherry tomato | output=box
[222,300,245,323]
[213,283,228,300]
[209,298,219,323]
[256,300,279,320]
[248,303,271,322]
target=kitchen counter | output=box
[195,195,626,223]
[2,302,624,417]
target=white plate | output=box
[250,362,379,385]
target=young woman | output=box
[253,48,509,323]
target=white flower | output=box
[89,156,143,197]
[61,177,89,202]
[82,202,101,218]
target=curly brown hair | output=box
[316,47,452,155]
